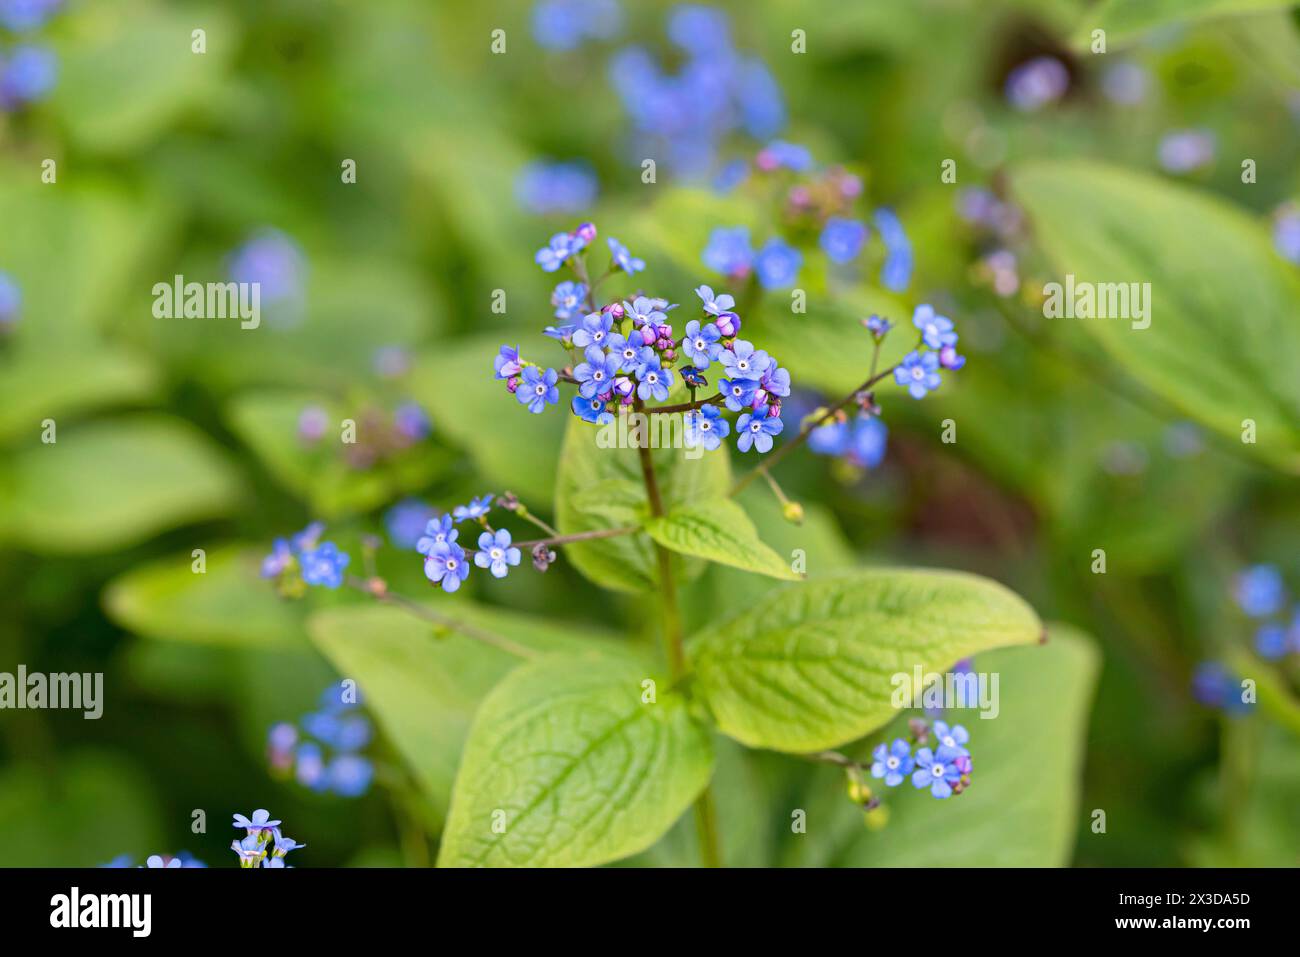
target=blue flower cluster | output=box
[894,304,964,399]
[0,270,19,331]
[1191,661,1250,714]
[268,682,374,798]
[415,496,537,593]
[1232,564,1300,661]
[295,397,433,468]
[0,0,61,111]
[261,522,351,596]
[871,720,973,800]
[501,221,793,454]
[515,159,599,215]
[702,144,914,293]
[606,5,784,178]
[809,413,887,469]
[532,0,622,51]
[231,809,305,869]
[101,852,205,869]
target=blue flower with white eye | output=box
[894,350,941,399]
[1234,564,1285,618]
[694,285,735,316]
[932,720,970,758]
[518,365,559,413]
[685,404,729,451]
[233,809,281,835]
[912,746,962,798]
[819,218,868,264]
[607,236,645,274]
[870,739,914,787]
[452,495,494,523]
[535,232,584,272]
[475,529,522,579]
[719,376,761,412]
[703,226,754,278]
[759,362,790,399]
[572,310,613,349]
[623,295,666,329]
[299,543,349,589]
[874,207,913,292]
[720,339,771,379]
[574,345,619,398]
[682,319,721,369]
[572,394,614,425]
[636,358,673,402]
[550,281,588,321]
[607,333,645,373]
[424,541,470,593]
[912,304,956,349]
[754,238,801,289]
[417,514,457,554]
[736,405,784,453]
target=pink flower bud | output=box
[656,323,673,340]
[603,301,625,319]
[640,327,657,346]
[506,376,520,394]
[574,222,597,243]
[767,400,783,418]
[715,312,740,337]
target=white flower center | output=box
[490,548,503,561]
[536,384,546,395]
[737,359,749,372]
[931,763,945,778]
[446,559,458,571]
[694,338,706,350]
[647,373,658,383]
[700,422,711,432]
[942,735,956,748]
[886,756,899,770]
[911,367,924,381]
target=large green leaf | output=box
[689,569,1042,752]
[785,627,1099,867]
[0,416,244,554]
[0,348,159,445]
[646,498,801,581]
[438,654,714,867]
[1076,0,1299,46]
[1012,159,1300,473]
[555,414,731,593]
[104,545,308,648]
[308,602,621,821]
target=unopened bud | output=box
[782,501,804,525]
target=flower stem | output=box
[632,417,723,868]
[646,392,724,415]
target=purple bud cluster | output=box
[296,398,433,467]
[268,682,374,798]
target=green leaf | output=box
[689,569,1042,752]
[785,626,1100,867]
[646,498,801,581]
[1076,0,1299,47]
[0,348,159,445]
[0,416,244,554]
[104,545,308,648]
[1012,159,1300,473]
[438,654,714,867]
[308,602,622,821]
[555,414,731,593]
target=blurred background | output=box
[1,0,1299,867]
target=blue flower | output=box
[607,333,644,373]
[754,238,802,289]
[685,404,729,451]
[325,754,373,797]
[874,208,913,292]
[681,366,708,390]
[694,285,735,316]
[475,528,522,578]
[424,541,471,593]
[295,741,326,789]
[145,855,182,869]
[290,521,325,553]
[572,394,615,425]
[1004,55,1069,111]
[607,236,645,274]
[703,226,754,278]
[912,304,956,349]
[299,542,349,589]
[572,311,613,349]
[819,218,868,264]
[636,358,673,402]
[535,231,584,272]
[756,140,813,172]
[863,314,892,338]
[233,809,281,835]
[1234,564,1286,618]
[231,837,265,867]
[0,0,63,32]
[0,44,57,107]
[518,365,560,413]
[385,498,437,550]
[870,738,914,787]
[394,401,431,441]
[543,323,577,343]
[847,416,887,468]
[516,161,598,214]
[939,345,966,370]
[574,345,619,398]
[532,0,621,50]
[623,295,666,329]
[260,538,293,578]
[550,281,588,321]
[228,229,307,316]
[720,339,771,379]
[272,834,306,858]
[911,746,962,798]
[0,271,20,328]
[759,362,790,399]
[1191,661,1245,711]
[417,514,458,553]
[494,345,523,380]
[1255,624,1289,660]
[809,418,850,457]
[452,495,494,523]
[932,720,970,758]
[894,350,941,399]
[736,405,784,453]
[682,319,722,369]
[719,376,761,412]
